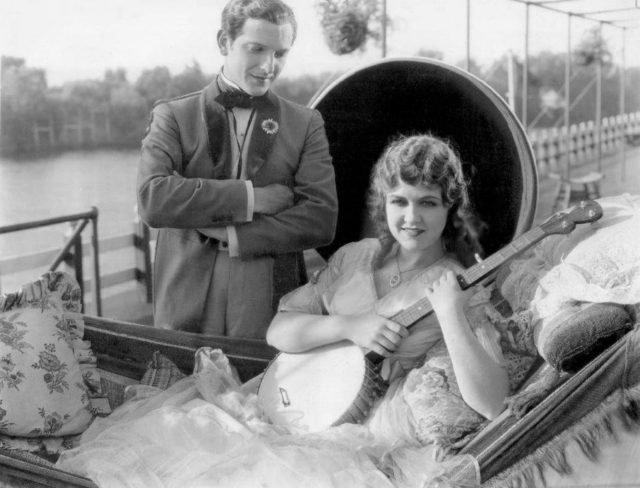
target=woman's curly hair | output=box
[367,133,485,266]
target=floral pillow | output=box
[0,272,93,437]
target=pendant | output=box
[389,274,401,288]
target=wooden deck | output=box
[534,143,640,225]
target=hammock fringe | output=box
[483,385,640,488]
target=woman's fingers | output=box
[351,315,409,354]
[425,271,458,295]
[376,334,398,353]
[381,324,406,343]
[369,342,392,357]
[374,321,408,352]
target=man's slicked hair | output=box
[221,0,297,42]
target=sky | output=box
[1,0,639,87]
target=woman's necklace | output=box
[388,248,428,288]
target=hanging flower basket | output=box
[317,0,380,55]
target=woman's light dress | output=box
[57,238,508,488]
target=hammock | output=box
[1,318,638,487]
[462,323,640,485]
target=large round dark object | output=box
[310,57,538,261]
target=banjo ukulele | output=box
[258,200,603,432]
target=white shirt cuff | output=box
[226,225,240,257]
[245,180,254,222]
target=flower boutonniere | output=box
[261,118,279,136]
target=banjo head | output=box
[258,342,370,432]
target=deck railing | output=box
[528,111,640,176]
[0,208,154,318]
[0,208,103,314]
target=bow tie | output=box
[215,89,268,110]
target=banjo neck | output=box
[388,199,603,330]
[388,225,545,329]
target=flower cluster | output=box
[316,0,382,55]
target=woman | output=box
[268,133,510,484]
[58,134,510,487]
[270,133,508,416]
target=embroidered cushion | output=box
[537,302,632,373]
[0,272,93,437]
[403,342,487,456]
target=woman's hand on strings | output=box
[424,270,473,319]
[346,314,409,356]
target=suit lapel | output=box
[202,81,232,179]
[246,92,280,180]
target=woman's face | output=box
[385,180,450,257]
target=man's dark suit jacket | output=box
[137,80,337,337]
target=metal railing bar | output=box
[91,211,102,316]
[0,208,98,235]
[0,206,102,316]
[48,219,89,271]
[510,0,636,29]
[577,8,640,16]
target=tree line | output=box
[1,46,638,159]
[0,56,331,158]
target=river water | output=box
[0,149,140,257]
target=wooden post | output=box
[90,207,102,316]
[62,223,85,312]
[381,0,387,58]
[507,51,516,112]
[133,212,153,303]
[564,13,572,179]
[595,22,603,172]
[522,2,530,127]
[465,0,471,72]
[619,27,627,181]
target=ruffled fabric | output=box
[498,194,640,354]
[57,236,513,487]
[58,348,481,488]
[506,194,640,314]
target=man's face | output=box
[218,18,294,96]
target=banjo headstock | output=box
[539,200,603,237]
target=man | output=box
[137,0,338,338]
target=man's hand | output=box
[254,184,294,215]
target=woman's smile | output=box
[385,180,450,261]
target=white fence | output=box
[528,111,640,176]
